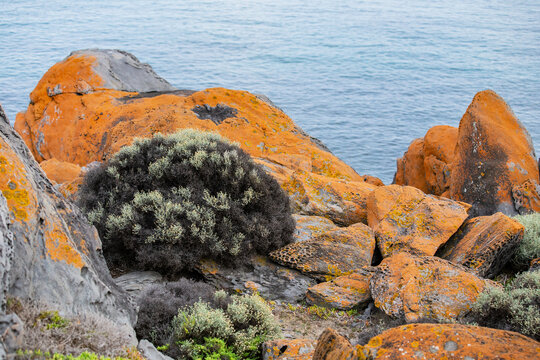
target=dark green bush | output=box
[512,213,540,269]
[78,130,295,273]
[468,270,540,340]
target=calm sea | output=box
[1,0,539,183]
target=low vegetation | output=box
[78,130,295,274]
[512,213,540,269]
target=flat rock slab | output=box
[114,271,163,298]
[438,212,524,278]
[370,252,496,322]
[292,214,337,242]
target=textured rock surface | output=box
[114,271,163,298]
[394,138,429,193]
[438,212,524,278]
[270,223,376,280]
[0,193,13,312]
[0,313,24,355]
[306,267,375,310]
[359,323,540,360]
[312,328,357,360]
[39,158,82,185]
[450,90,540,216]
[137,339,174,360]
[367,185,469,257]
[0,104,134,326]
[293,214,337,243]
[370,252,494,322]
[262,339,316,360]
[197,256,316,303]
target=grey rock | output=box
[0,104,135,327]
[138,339,174,360]
[68,49,177,93]
[0,193,13,312]
[292,214,337,242]
[115,271,163,298]
[0,313,23,354]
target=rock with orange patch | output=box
[438,212,524,278]
[394,138,429,193]
[450,90,540,216]
[293,214,337,243]
[0,104,135,327]
[262,339,316,360]
[306,267,375,310]
[270,223,376,280]
[530,257,540,271]
[312,328,358,360]
[359,323,540,360]
[40,158,82,185]
[196,256,315,303]
[367,185,469,257]
[370,252,495,322]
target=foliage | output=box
[14,350,140,360]
[171,292,281,360]
[38,311,69,330]
[177,338,240,360]
[135,279,217,346]
[513,213,540,268]
[468,270,540,340]
[78,130,295,273]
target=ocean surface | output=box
[1,0,539,183]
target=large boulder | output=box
[370,252,495,322]
[367,185,469,257]
[312,328,358,360]
[270,223,376,280]
[292,214,337,243]
[438,212,524,278]
[450,90,540,216]
[0,104,135,326]
[39,158,82,185]
[359,323,540,360]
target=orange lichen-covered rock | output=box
[438,212,524,278]
[0,104,134,326]
[270,223,376,280]
[292,214,337,243]
[262,339,316,360]
[359,323,540,360]
[306,267,375,310]
[367,185,469,257]
[393,138,428,193]
[450,90,540,216]
[312,328,358,360]
[370,252,495,322]
[39,158,82,185]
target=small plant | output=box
[14,350,138,360]
[78,130,295,274]
[38,311,69,330]
[513,213,540,269]
[468,270,540,340]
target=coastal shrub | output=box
[77,129,295,273]
[172,292,281,360]
[468,270,540,340]
[135,279,218,346]
[512,213,540,269]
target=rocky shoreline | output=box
[1,49,539,359]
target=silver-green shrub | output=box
[77,130,295,273]
[513,213,540,268]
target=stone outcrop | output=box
[262,339,316,360]
[114,271,163,298]
[370,252,495,322]
[438,212,524,278]
[359,323,540,360]
[39,158,82,185]
[306,267,374,310]
[312,328,358,360]
[367,185,469,257]
[0,104,135,326]
[292,214,337,243]
[270,223,376,280]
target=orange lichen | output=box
[44,222,85,269]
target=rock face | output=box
[438,212,524,278]
[359,323,540,360]
[262,339,316,360]
[367,185,469,257]
[0,104,134,326]
[0,192,13,312]
[312,328,357,360]
[306,267,374,310]
[39,158,82,185]
[292,214,337,243]
[450,90,540,216]
[370,252,494,322]
[270,223,376,280]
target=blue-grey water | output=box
[1,1,539,183]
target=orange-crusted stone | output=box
[370,252,495,322]
[39,158,82,185]
[292,214,337,243]
[312,328,358,360]
[262,339,316,360]
[394,138,428,193]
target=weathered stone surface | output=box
[0,104,135,326]
[114,271,163,298]
[367,185,469,257]
[394,138,429,193]
[197,256,316,303]
[293,214,337,243]
[450,90,540,216]
[40,158,82,185]
[359,323,540,360]
[306,267,375,310]
[262,339,316,360]
[438,212,524,278]
[0,313,23,355]
[312,328,357,360]
[370,252,494,322]
[270,223,376,280]
[138,339,174,360]
[531,257,540,271]
[0,193,13,312]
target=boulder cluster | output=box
[1,49,539,358]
